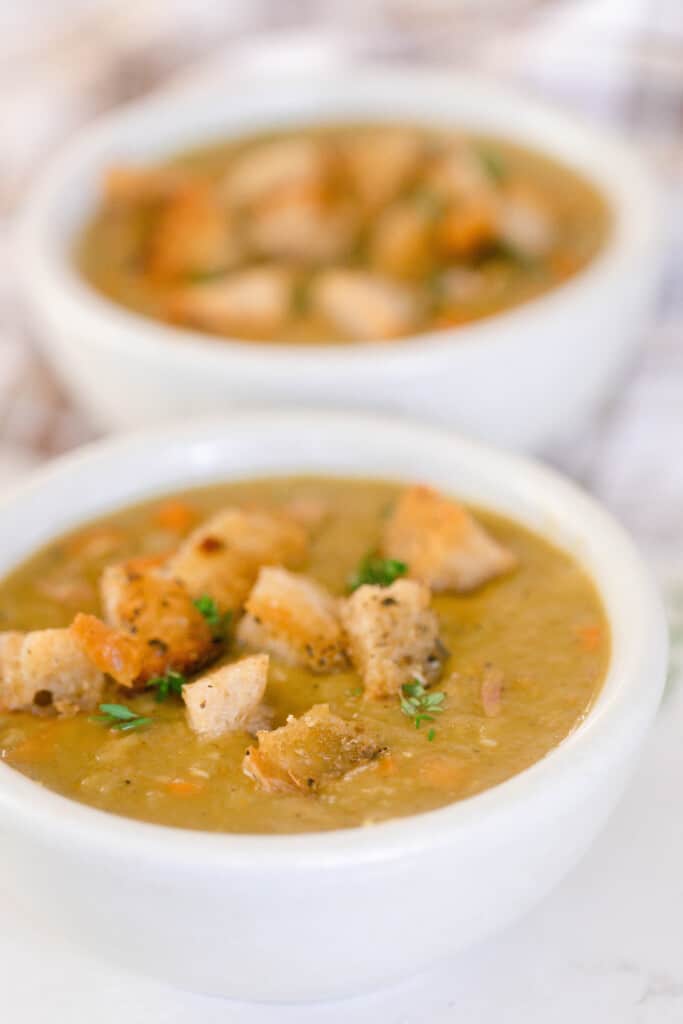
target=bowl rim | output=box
[15,64,660,373]
[0,409,668,868]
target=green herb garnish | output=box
[349,554,408,591]
[146,670,186,703]
[400,680,446,732]
[193,595,232,641]
[93,703,152,732]
[477,147,506,183]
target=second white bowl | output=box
[16,67,660,450]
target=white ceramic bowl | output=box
[16,67,660,451]
[0,410,667,1001]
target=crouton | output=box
[100,562,215,685]
[245,187,356,264]
[436,197,499,258]
[237,567,346,673]
[183,653,269,740]
[148,183,240,281]
[340,579,444,700]
[499,185,556,257]
[341,128,423,211]
[168,266,293,338]
[0,629,104,713]
[312,269,419,341]
[71,613,143,689]
[243,703,384,793]
[166,507,308,612]
[223,138,327,209]
[382,486,516,592]
[103,165,194,205]
[425,143,495,205]
[370,201,434,279]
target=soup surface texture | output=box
[0,477,608,833]
[77,123,609,344]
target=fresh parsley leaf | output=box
[349,554,408,592]
[146,670,186,703]
[93,703,152,732]
[400,680,446,736]
[193,595,232,641]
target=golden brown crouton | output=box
[242,703,384,794]
[168,266,293,338]
[166,507,308,612]
[425,143,495,206]
[341,128,423,211]
[382,486,516,593]
[183,653,269,740]
[0,629,104,713]
[148,183,240,281]
[103,165,194,205]
[312,269,419,341]
[237,567,346,673]
[370,201,434,279]
[340,579,444,700]
[71,613,143,689]
[100,563,215,685]
[436,198,499,259]
[245,187,356,264]
[223,138,327,209]
[499,184,556,257]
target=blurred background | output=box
[0,0,681,567]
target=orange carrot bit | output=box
[419,755,468,790]
[577,624,603,653]
[165,778,204,797]
[376,754,398,778]
[153,501,197,534]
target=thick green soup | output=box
[0,477,608,833]
[77,123,609,344]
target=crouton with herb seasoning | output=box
[312,269,419,341]
[183,653,269,740]
[70,613,143,689]
[246,187,357,264]
[166,506,308,612]
[0,628,104,714]
[100,562,215,685]
[243,703,384,794]
[168,266,293,338]
[340,578,444,700]
[382,485,516,593]
[237,567,347,673]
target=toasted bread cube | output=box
[237,567,346,673]
[425,142,495,205]
[0,629,104,713]
[342,128,423,211]
[341,579,443,700]
[436,197,499,258]
[71,613,143,689]
[103,165,194,205]
[312,270,419,341]
[100,563,215,685]
[168,266,292,338]
[499,184,555,257]
[246,187,356,264]
[243,703,383,793]
[223,138,327,208]
[370,201,434,279]
[148,183,240,281]
[382,486,516,593]
[183,653,269,740]
[166,507,308,612]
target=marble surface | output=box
[0,3,682,1019]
